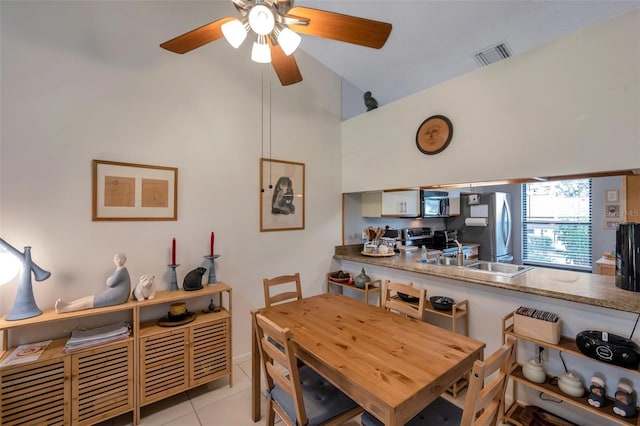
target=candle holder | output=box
[204,254,221,285]
[168,264,180,292]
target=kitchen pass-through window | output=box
[522,179,592,271]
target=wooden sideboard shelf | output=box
[424,298,469,334]
[501,310,640,426]
[0,283,232,426]
[326,273,382,306]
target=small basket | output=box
[514,311,561,344]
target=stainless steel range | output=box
[403,227,432,246]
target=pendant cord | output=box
[269,80,272,187]
[261,68,264,161]
[260,69,266,193]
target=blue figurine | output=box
[587,376,606,408]
[613,381,636,417]
[364,91,378,111]
[55,253,131,313]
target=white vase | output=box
[522,358,547,383]
[558,371,585,397]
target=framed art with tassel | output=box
[260,158,304,232]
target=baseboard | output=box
[233,351,251,365]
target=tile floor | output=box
[99,359,468,426]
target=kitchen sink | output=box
[434,257,461,266]
[418,257,474,267]
[465,261,533,277]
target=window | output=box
[522,179,592,271]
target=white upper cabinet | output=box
[362,190,420,217]
[381,190,420,217]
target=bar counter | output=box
[334,245,640,314]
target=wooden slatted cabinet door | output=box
[190,318,231,386]
[72,341,134,425]
[0,357,70,425]
[139,328,189,406]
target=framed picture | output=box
[260,158,305,232]
[604,220,620,230]
[92,160,177,221]
[605,189,619,203]
[605,204,620,218]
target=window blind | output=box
[522,179,592,271]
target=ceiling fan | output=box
[160,0,392,86]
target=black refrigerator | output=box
[446,192,513,263]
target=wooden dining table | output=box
[251,293,485,426]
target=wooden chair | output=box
[253,312,363,426]
[383,280,426,320]
[361,337,517,426]
[263,273,302,308]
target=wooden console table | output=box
[0,283,232,425]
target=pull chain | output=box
[269,80,272,189]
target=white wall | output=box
[0,1,343,359]
[341,10,640,193]
[341,78,367,121]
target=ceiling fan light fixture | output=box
[248,5,275,36]
[251,35,271,63]
[221,19,249,48]
[276,27,301,56]
[160,3,392,87]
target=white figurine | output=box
[133,274,156,301]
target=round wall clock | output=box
[415,115,453,155]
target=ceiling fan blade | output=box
[287,7,392,49]
[160,17,235,54]
[269,40,303,86]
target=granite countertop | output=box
[334,245,640,313]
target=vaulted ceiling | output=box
[293,1,639,119]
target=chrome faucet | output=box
[453,239,464,266]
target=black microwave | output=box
[421,190,449,218]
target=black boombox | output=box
[576,330,640,369]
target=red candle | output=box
[210,232,215,257]
[171,238,176,265]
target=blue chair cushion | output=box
[269,365,359,426]
[267,336,304,367]
[361,396,462,426]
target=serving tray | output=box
[361,251,395,257]
[157,312,197,327]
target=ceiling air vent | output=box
[474,42,512,67]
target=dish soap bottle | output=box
[421,245,428,263]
